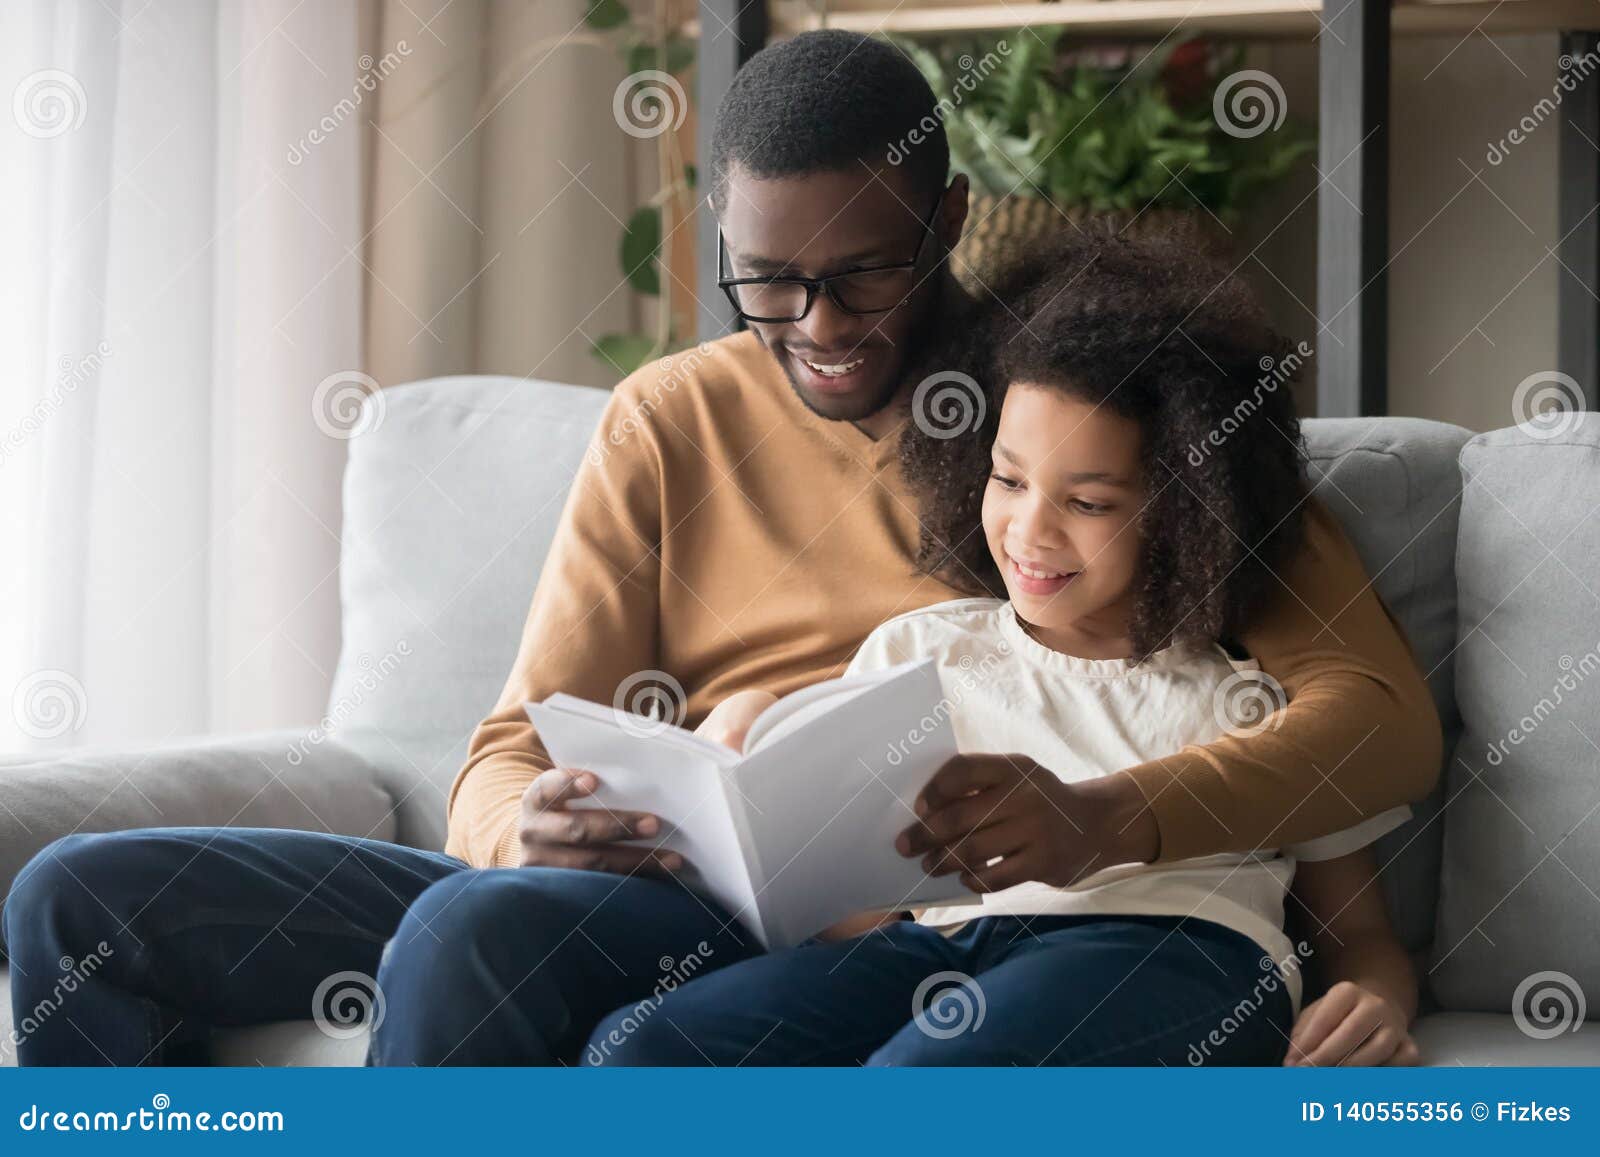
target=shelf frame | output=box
[1558,30,1600,410]
[1318,0,1391,417]
[695,0,770,343]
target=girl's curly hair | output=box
[902,225,1309,660]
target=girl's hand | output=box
[1284,981,1421,1066]
[694,689,778,754]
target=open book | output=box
[524,658,976,949]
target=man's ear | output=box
[939,174,970,252]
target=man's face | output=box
[718,167,966,423]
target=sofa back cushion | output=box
[326,377,608,850]
[1429,415,1600,1020]
[1299,417,1473,960]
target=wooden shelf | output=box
[771,0,1600,39]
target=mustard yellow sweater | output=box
[446,332,1441,869]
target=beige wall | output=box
[475,1,650,387]
[361,0,653,392]
[1244,33,1564,432]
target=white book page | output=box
[534,693,740,767]
[730,659,977,947]
[742,673,883,755]
[525,698,763,943]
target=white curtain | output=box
[0,0,365,754]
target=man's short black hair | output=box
[710,30,949,215]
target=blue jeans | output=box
[3,828,757,1066]
[585,913,1294,1066]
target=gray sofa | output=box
[1,375,1596,1066]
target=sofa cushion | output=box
[208,1019,369,1067]
[1411,1011,1600,1065]
[0,964,368,1067]
[1430,416,1600,1019]
[326,377,610,851]
[0,731,396,956]
[1299,418,1473,964]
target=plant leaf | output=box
[995,27,1058,135]
[585,0,628,31]
[626,35,695,76]
[626,41,654,75]
[665,36,695,74]
[895,33,1311,217]
[591,334,659,375]
[620,205,662,296]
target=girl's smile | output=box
[1005,557,1081,596]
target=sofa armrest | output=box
[0,730,398,916]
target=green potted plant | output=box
[894,30,1314,283]
[585,0,698,375]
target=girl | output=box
[589,229,1422,1067]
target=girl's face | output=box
[982,384,1146,654]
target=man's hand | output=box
[1284,981,1421,1066]
[896,754,1158,892]
[515,768,684,875]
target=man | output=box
[7,30,1437,1066]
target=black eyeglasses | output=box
[717,198,943,324]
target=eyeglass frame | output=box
[715,195,945,324]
